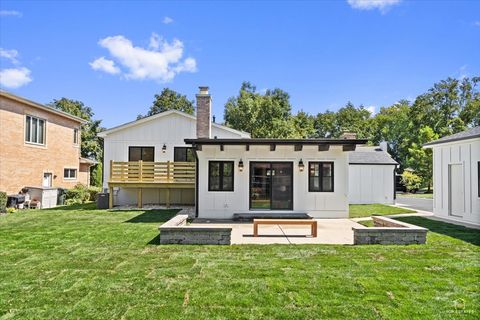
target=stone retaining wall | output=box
[159,215,232,245]
[353,216,427,245]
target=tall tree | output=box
[49,98,104,186]
[224,82,297,138]
[406,126,438,192]
[139,88,194,119]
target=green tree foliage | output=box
[49,98,104,186]
[139,88,194,119]
[401,171,422,193]
[313,103,373,138]
[406,127,438,191]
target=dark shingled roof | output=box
[423,126,480,146]
[349,147,399,165]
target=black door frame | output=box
[249,161,294,210]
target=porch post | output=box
[166,188,171,208]
[108,186,113,209]
[137,188,143,208]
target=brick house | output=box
[0,91,95,194]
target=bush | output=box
[65,184,90,204]
[6,207,16,214]
[401,171,422,193]
[87,186,102,202]
[0,191,6,213]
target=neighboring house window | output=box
[129,147,154,162]
[208,161,234,191]
[25,115,46,145]
[478,161,480,197]
[174,147,195,162]
[64,169,77,179]
[73,128,79,144]
[309,162,334,192]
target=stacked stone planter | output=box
[353,216,427,245]
[159,215,232,245]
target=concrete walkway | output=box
[396,196,433,212]
[190,219,364,245]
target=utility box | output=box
[97,193,109,209]
[26,187,58,209]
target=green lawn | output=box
[349,204,416,218]
[1,204,479,319]
[398,193,434,199]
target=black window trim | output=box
[308,161,334,192]
[174,146,195,162]
[208,161,234,192]
[64,168,77,179]
[128,146,155,162]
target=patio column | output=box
[137,188,143,208]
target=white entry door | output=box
[449,164,464,217]
[43,173,53,187]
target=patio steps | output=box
[233,212,312,222]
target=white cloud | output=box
[474,21,480,27]
[0,67,32,89]
[366,105,376,115]
[347,0,401,13]
[92,34,197,82]
[0,10,22,17]
[163,16,174,24]
[0,48,19,64]
[89,57,120,74]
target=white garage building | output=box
[424,126,480,227]
[348,144,398,204]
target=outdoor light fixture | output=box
[238,159,244,172]
[162,144,167,153]
[299,159,305,172]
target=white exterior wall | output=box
[196,144,350,219]
[348,165,395,204]
[102,112,247,205]
[431,138,480,226]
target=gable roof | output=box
[349,146,399,165]
[97,109,250,138]
[423,126,480,147]
[0,90,87,124]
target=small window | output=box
[209,161,234,191]
[309,162,334,192]
[64,168,77,179]
[73,128,79,144]
[25,115,46,145]
[128,147,154,162]
[174,147,195,162]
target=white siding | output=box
[431,138,480,226]
[196,145,350,219]
[348,165,395,204]
[102,112,246,205]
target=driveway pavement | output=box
[396,196,433,212]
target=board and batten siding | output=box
[432,138,480,226]
[101,112,247,206]
[349,164,395,204]
[196,144,350,219]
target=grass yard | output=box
[398,193,434,199]
[349,204,416,218]
[1,204,479,319]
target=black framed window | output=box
[73,128,79,144]
[174,147,195,162]
[64,168,77,179]
[128,147,154,162]
[209,161,234,191]
[309,162,334,192]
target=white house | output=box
[348,144,398,204]
[424,127,480,227]
[98,95,249,207]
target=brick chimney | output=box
[340,131,357,139]
[196,86,211,139]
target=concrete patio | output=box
[190,219,365,245]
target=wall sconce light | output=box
[238,159,244,172]
[299,159,305,172]
[162,144,167,153]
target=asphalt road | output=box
[396,196,433,212]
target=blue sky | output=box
[1,0,479,128]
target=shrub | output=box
[401,171,422,193]
[87,186,102,202]
[0,191,6,213]
[65,184,90,204]
[6,207,16,214]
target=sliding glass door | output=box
[250,162,293,210]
